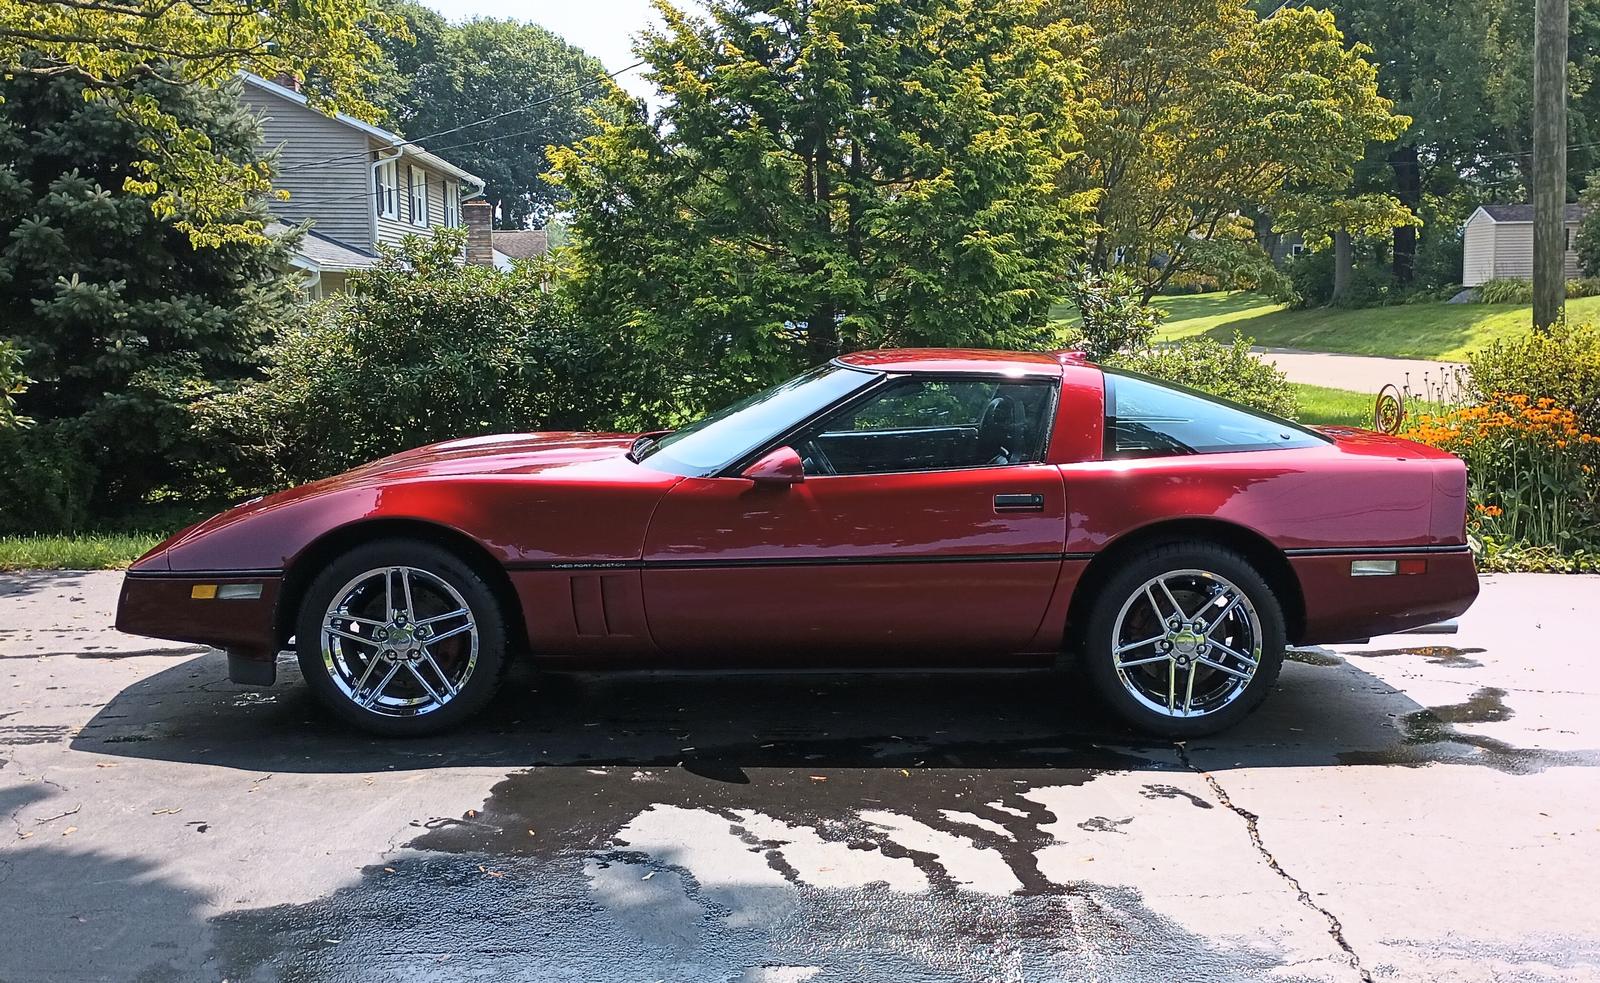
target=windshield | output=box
[637,364,878,476]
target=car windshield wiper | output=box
[627,434,661,463]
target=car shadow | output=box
[70,647,1590,777]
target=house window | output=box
[443,181,460,227]
[375,158,398,220]
[408,166,429,227]
[1289,243,1307,257]
[1112,245,1127,265]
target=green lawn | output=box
[1291,383,1374,428]
[0,531,166,571]
[1056,289,1600,362]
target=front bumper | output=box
[115,571,284,681]
[1290,547,1479,645]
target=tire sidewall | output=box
[295,539,507,737]
[1083,543,1286,737]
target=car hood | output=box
[350,431,641,480]
[129,432,662,571]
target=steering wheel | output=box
[976,395,1018,465]
[798,437,837,476]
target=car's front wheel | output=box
[1082,543,1285,737]
[295,539,507,736]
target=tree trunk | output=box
[1534,0,1569,331]
[1390,145,1421,284]
[1332,229,1354,305]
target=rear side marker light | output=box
[191,583,264,600]
[1350,559,1427,577]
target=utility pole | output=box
[1533,0,1568,332]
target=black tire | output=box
[295,539,508,737]
[1081,542,1285,737]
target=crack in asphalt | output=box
[1174,741,1373,983]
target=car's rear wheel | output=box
[295,539,507,736]
[1082,542,1285,737]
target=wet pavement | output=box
[2,571,1598,982]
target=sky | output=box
[418,1,670,102]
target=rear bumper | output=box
[1290,547,1479,645]
[115,571,284,670]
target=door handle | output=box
[993,493,1045,513]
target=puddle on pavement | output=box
[209,757,1335,983]
[1338,686,1598,774]
[1348,645,1486,669]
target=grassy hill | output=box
[1053,290,1600,362]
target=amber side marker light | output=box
[1350,559,1427,577]
[190,583,263,600]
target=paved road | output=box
[1255,349,1468,396]
[2,571,1597,982]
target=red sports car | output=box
[116,349,1478,737]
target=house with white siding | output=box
[238,73,488,296]
[1461,204,1587,286]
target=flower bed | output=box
[1407,394,1600,573]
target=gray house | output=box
[239,73,488,295]
[1462,204,1586,286]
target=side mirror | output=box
[741,445,805,485]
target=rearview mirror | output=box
[741,445,805,485]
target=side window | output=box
[797,378,1054,476]
[375,159,398,220]
[1105,372,1326,458]
[408,166,429,227]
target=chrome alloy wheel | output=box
[1109,568,1263,719]
[319,566,479,717]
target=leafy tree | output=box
[0,0,395,246]
[239,229,641,483]
[1061,0,1409,299]
[552,0,1089,415]
[1578,172,1600,277]
[0,72,298,520]
[1321,1,1600,285]
[371,6,609,229]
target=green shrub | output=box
[0,339,28,430]
[1286,249,1334,308]
[1577,172,1600,277]
[1060,267,1166,361]
[246,228,643,483]
[1333,262,1396,308]
[1471,278,1600,303]
[1109,332,1296,418]
[1475,278,1533,304]
[1467,321,1600,433]
[0,423,97,534]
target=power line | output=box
[1470,138,1600,162]
[275,58,646,175]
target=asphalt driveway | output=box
[1,571,1596,982]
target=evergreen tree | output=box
[551,0,1088,416]
[0,72,298,521]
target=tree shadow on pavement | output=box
[0,784,213,983]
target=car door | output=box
[640,375,1068,660]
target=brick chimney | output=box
[272,72,302,93]
[463,199,495,267]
